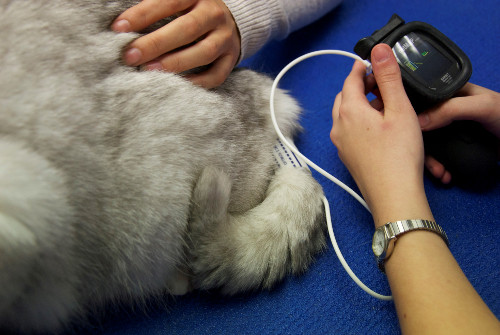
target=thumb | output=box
[371,44,411,114]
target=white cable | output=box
[324,197,392,301]
[270,50,392,300]
[270,50,371,212]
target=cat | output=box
[0,0,326,332]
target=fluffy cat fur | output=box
[0,0,325,332]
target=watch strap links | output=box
[386,219,448,245]
[377,219,449,272]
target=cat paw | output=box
[188,166,325,294]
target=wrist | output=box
[366,181,433,228]
[373,219,448,273]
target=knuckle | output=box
[131,6,149,21]
[201,39,220,60]
[146,35,164,55]
[209,73,226,88]
[218,28,231,40]
[211,6,226,23]
[330,125,343,150]
[329,128,337,144]
[338,101,353,118]
[182,15,202,38]
[206,68,229,88]
[163,55,183,72]
[129,1,155,24]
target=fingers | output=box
[341,61,371,105]
[425,156,452,184]
[419,88,490,129]
[112,0,194,33]
[418,83,500,139]
[125,3,225,66]
[370,44,411,115]
[417,99,460,131]
[369,98,384,111]
[143,27,238,74]
[185,53,235,88]
[143,40,218,74]
[364,73,377,95]
[112,0,240,88]
[455,82,484,97]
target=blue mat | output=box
[86,0,499,333]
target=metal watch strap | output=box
[376,219,449,272]
[386,219,448,244]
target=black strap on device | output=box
[355,14,498,190]
[354,14,405,60]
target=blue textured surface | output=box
[83,0,499,333]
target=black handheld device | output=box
[355,14,497,189]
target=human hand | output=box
[418,84,500,184]
[112,0,241,89]
[330,44,432,226]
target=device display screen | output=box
[392,32,456,89]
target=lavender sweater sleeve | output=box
[222,0,343,62]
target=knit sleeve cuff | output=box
[222,0,289,62]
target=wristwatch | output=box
[372,219,449,272]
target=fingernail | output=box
[124,48,142,65]
[418,114,430,127]
[372,45,391,64]
[143,62,163,71]
[112,19,131,33]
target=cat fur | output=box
[0,0,325,332]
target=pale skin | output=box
[112,0,241,89]
[330,44,500,334]
[419,83,500,184]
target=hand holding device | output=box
[355,14,498,189]
[271,18,497,299]
[419,83,500,139]
[331,45,430,227]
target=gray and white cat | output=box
[0,0,325,332]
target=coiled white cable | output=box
[269,50,392,301]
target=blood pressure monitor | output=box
[355,14,472,110]
[354,15,497,189]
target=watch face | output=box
[372,229,386,256]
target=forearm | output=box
[332,42,500,334]
[375,192,500,334]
